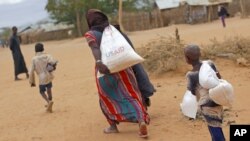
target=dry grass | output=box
[136,35,185,75]
[201,36,250,66]
[136,35,250,76]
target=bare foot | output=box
[139,122,148,138]
[46,101,53,113]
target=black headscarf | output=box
[86,9,109,32]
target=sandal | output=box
[103,126,119,134]
[139,122,148,138]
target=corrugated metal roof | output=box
[155,0,180,10]
[154,0,232,9]
[185,0,232,6]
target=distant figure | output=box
[184,45,225,141]
[9,26,29,80]
[29,43,57,113]
[218,5,229,28]
[5,40,9,48]
[0,40,4,48]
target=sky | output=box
[0,0,49,28]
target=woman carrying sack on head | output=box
[83,9,149,138]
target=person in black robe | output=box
[9,26,29,80]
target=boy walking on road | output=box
[29,43,57,113]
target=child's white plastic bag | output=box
[100,25,144,73]
[180,90,198,119]
[199,61,220,89]
[209,79,234,107]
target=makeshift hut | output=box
[184,0,232,23]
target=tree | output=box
[46,0,86,36]
[45,0,149,36]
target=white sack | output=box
[199,61,220,89]
[209,79,234,107]
[100,25,144,73]
[180,90,198,119]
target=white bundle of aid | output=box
[199,61,220,89]
[180,90,198,119]
[100,25,144,73]
[199,61,234,107]
[209,79,234,107]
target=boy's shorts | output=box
[39,82,52,94]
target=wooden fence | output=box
[20,28,74,44]
[19,0,250,43]
[120,0,250,32]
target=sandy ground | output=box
[1,17,250,141]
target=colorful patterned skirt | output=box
[95,68,149,125]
